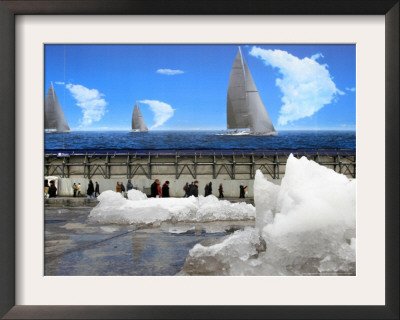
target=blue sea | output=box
[44,130,355,151]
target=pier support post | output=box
[175,152,179,179]
[126,155,130,179]
[213,153,216,179]
[232,154,236,180]
[105,154,110,179]
[194,153,197,179]
[84,154,88,179]
[148,152,152,180]
[250,154,255,179]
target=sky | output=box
[44,44,356,131]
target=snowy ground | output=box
[84,154,356,276]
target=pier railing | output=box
[44,149,356,180]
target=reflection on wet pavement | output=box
[45,207,254,276]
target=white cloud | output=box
[139,100,174,129]
[249,47,344,126]
[66,84,107,127]
[346,87,356,92]
[156,69,184,76]
[55,81,65,85]
[310,53,324,61]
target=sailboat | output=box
[226,47,276,136]
[44,82,70,133]
[131,102,148,132]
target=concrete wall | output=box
[56,176,282,198]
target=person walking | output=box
[127,179,133,191]
[189,181,199,197]
[208,182,213,196]
[187,182,193,197]
[150,179,162,198]
[183,182,189,197]
[162,181,170,198]
[239,184,247,198]
[44,179,49,198]
[72,183,78,197]
[218,183,224,198]
[77,183,82,197]
[48,180,57,198]
[120,182,126,197]
[87,179,95,199]
[95,182,100,197]
[204,183,210,196]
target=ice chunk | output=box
[184,155,356,276]
[259,155,356,275]
[100,226,119,233]
[182,227,264,275]
[254,170,280,229]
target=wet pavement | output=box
[45,206,254,276]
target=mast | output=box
[227,47,276,134]
[131,102,148,132]
[44,82,70,133]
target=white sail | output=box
[227,48,276,134]
[44,82,70,133]
[131,102,148,132]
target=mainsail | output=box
[44,82,70,132]
[131,102,148,132]
[227,47,276,134]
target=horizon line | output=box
[65,128,356,132]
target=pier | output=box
[45,149,355,197]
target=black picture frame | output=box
[0,0,398,319]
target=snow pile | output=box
[184,155,356,276]
[89,192,255,225]
[127,189,148,201]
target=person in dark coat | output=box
[87,180,95,199]
[95,182,100,197]
[127,179,133,191]
[162,181,170,198]
[120,182,126,197]
[48,180,57,198]
[189,181,199,197]
[187,182,193,197]
[150,179,161,198]
[73,183,78,197]
[204,183,209,196]
[183,182,189,197]
[239,185,247,198]
[218,183,224,198]
[208,182,212,196]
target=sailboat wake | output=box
[215,131,278,136]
